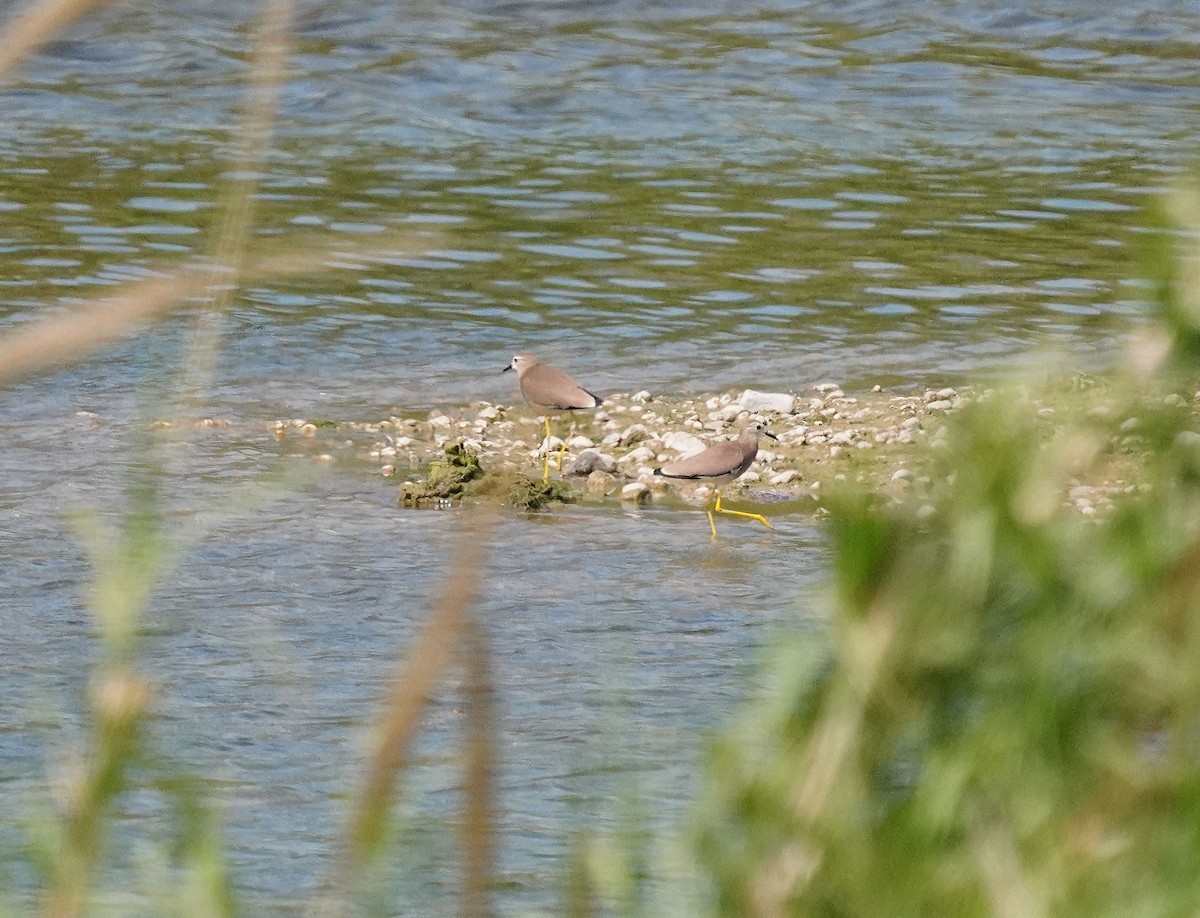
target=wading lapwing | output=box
[654,420,777,537]
[503,352,602,481]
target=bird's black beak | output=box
[765,430,779,441]
[502,364,513,373]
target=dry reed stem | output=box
[0,234,438,386]
[966,801,1048,918]
[342,512,496,874]
[185,0,293,400]
[462,615,496,918]
[0,0,116,81]
[750,599,897,918]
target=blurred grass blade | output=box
[462,616,496,918]
[0,0,117,81]
[187,0,293,397]
[966,801,1047,918]
[346,513,496,869]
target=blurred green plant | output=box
[694,188,1200,917]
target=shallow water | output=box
[0,0,1197,910]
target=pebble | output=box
[631,390,652,403]
[566,450,617,476]
[621,446,656,464]
[567,435,595,449]
[620,424,651,445]
[587,471,618,495]
[1175,431,1200,449]
[771,470,801,485]
[621,482,649,502]
[925,400,954,412]
[891,468,913,481]
[661,430,707,456]
[737,389,796,415]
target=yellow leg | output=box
[556,422,575,475]
[706,506,718,538]
[541,417,552,482]
[713,490,773,530]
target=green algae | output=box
[400,442,578,511]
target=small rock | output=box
[477,406,501,420]
[1165,393,1187,408]
[566,450,617,476]
[1068,485,1096,501]
[1175,430,1200,449]
[925,399,953,412]
[738,389,796,415]
[429,415,453,428]
[600,432,621,447]
[771,470,801,485]
[621,482,649,502]
[662,430,707,457]
[891,468,913,481]
[587,471,618,495]
[812,383,842,393]
[631,390,652,403]
[829,430,857,446]
[622,446,656,464]
[620,424,651,445]
[739,472,761,483]
[901,417,921,430]
[936,387,958,400]
[567,435,595,449]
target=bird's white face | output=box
[748,419,779,441]
[509,353,536,372]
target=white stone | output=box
[829,430,857,446]
[771,470,801,485]
[620,424,651,445]
[891,468,913,481]
[739,472,760,483]
[622,446,656,464]
[621,482,649,501]
[925,399,953,412]
[568,435,595,449]
[662,430,707,457]
[631,390,652,403]
[737,389,795,415]
[812,383,842,393]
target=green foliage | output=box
[696,361,1200,910]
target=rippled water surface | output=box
[1,0,1198,911]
